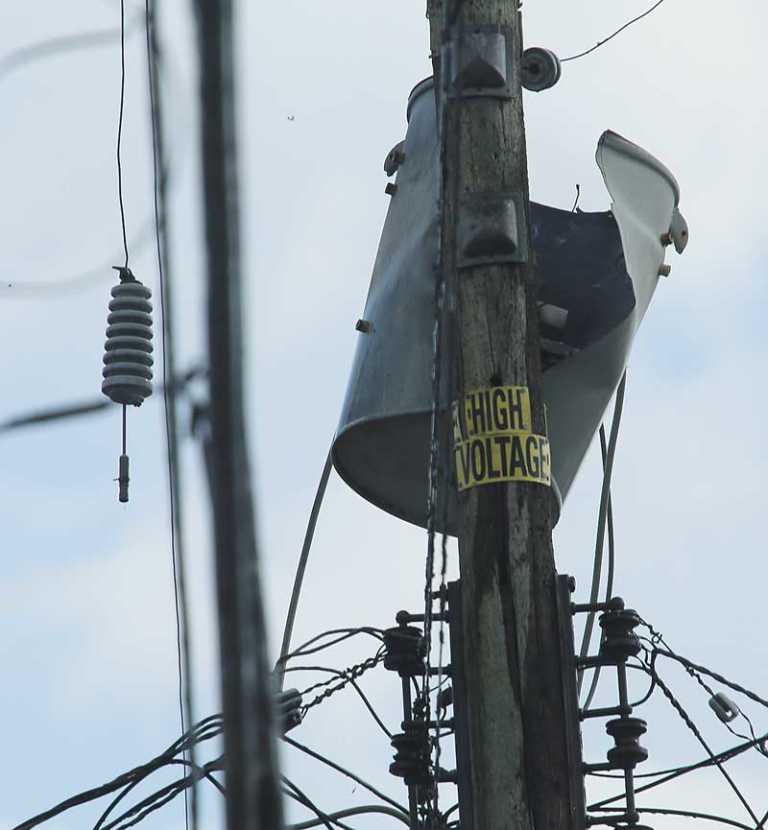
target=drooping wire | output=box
[277,627,384,666]
[582,424,618,710]
[116,0,129,269]
[290,805,411,829]
[587,726,768,803]
[284,657,391,736]
[145,2,195,829]
[281,779,345,830]
[282,735,409,818]
[577,371,626,696]
[645,658,759,825]
[0,15,143,85]
[561,0,668,63]
[592,806,753,830]
[277,447,333,690]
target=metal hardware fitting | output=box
[443,25,512,99]
[384,141,406,176]
[457,191,528,267]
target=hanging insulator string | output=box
[102,266,154,502]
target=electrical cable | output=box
[282,779,355,830]
[101,758,224,830]
[0,15,143,85]
[290,805,411,829]
[653,649,768,712]
[593,806,753,830]
[283,663,392,737]
[116,0,129,269]
[11,715,223,830]
[577,372,626,696]
[277,448,333,690]
[145,3,196,829]
[561,0,668,63]
[281,735,409,818]
[278,627,385,665]
[635,661,758,824]
[582,424,618,710]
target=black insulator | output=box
[102,270,154,406]
[605,717,648,770]
[599,607,641,662]
[383,625,426,677]
[390,722,432,787]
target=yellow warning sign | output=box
[452,386,551,491]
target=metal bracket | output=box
[443,25,513,99]
[457,191,529,268]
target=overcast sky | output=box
[3,2,768,829]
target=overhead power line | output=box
[561,0,668,63]
[145,1,196,828]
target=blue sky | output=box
[2,1,768,829]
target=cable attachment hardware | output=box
[606,717,648,770]
[390,720,432,789]
[277,688,303,734]
[709,691,739,724]
[383,625,426,678]
[102,267,154,503]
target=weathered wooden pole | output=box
[428,1,579,828]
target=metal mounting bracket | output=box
[443,25,513,99]
[456,191,529,268]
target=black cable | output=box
[283,664,392,737]
[104,759,224,830]
[11,715,223,830]
[0,16,142,84]
[582,424,618,710]
[145,4,196,829]
[593,806,753,830]
[578,372,626,696]
[634,663,758,824]
[653,649,768,711]
[279,628,384,665]
[116,0,129,268]
[282,778,356,830]
[281,735,409,817]
[561,0,668,63]
[277,449,333,690]
[592,731,762,806]
[290,805,410,829]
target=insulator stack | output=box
[383,625,426,677]
[102,269,154,406]
[389,721,432,787]
[599,607,642,663]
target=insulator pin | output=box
[102,271,154,406]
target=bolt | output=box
[658,263,671,277]
[355,319,372,334]
[385,182,398,196]
[660,231,673,246]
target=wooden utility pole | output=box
[428,2,578,828]
[193,1,284,829]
